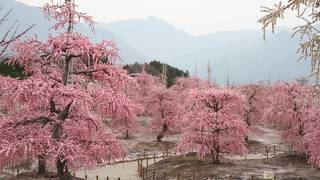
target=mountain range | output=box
[1,0,311,84]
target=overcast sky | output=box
[16,0,299,35]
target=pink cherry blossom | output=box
[176,88,248,163]
[146,86,183,142]
[263,81,312,151]
[0,0,137,177]
[238,82,269,127]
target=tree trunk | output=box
[211,149,220,164]
[244,114,250,142]
[38,156,46,175]
[56,157,70,180]
[156,124,168,142]
[56,1,74,178]
[156,133,164,142]
[125,129,129,139]
[245,113,251,127]
[245,135,249,142]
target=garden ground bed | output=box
[146,153,320,179]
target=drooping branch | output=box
[73,67,111,75]
[57,101,73,121]
[14,116,53,127]
[0,7,34,57]
[50,98,61,114]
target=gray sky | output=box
[16,0,300,35]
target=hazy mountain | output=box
[209,31,309,84]
[0,0,147,64]
[2,0,311,84]
[98,17,219,61]
[99,17,310,84]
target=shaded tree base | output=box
[7,172,83,180]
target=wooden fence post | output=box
[138,164,141,176]
[96,175,99,180]
[106,176,109,180]
[17,169,19,175]
[85,174,88,180]
[141,167,144,179]
[146,156,149,166]
[163,172,167,180]
[266,149,269,159]
[273,145,276,154]
[145,168,148,180]
[140,164,143,177]
[153,154,156,163]
[153,170,155,180]
[117,177,120,180]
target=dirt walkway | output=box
[1,124,314,180]
[227,125,291,160]
[75,161,140,180]
[144,126,320,179]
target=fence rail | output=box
[1,144,298,180]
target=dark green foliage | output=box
[0,59,25,79]
[126,60,189,87]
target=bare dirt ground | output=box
[144,126,320,180]
[3,172,82,180]
[145,153,320,180]
[126,117,178,154]
[2,118,320,180]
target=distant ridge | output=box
[98,17,309,84]
[2,0,311,84]
[0,0,147,64]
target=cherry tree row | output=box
[1,0,320,179]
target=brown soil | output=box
[142,125,320,180]
[2,120,319,180]
[133,141,176,152]
[4,172,82,180]
[145,153,320,180]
